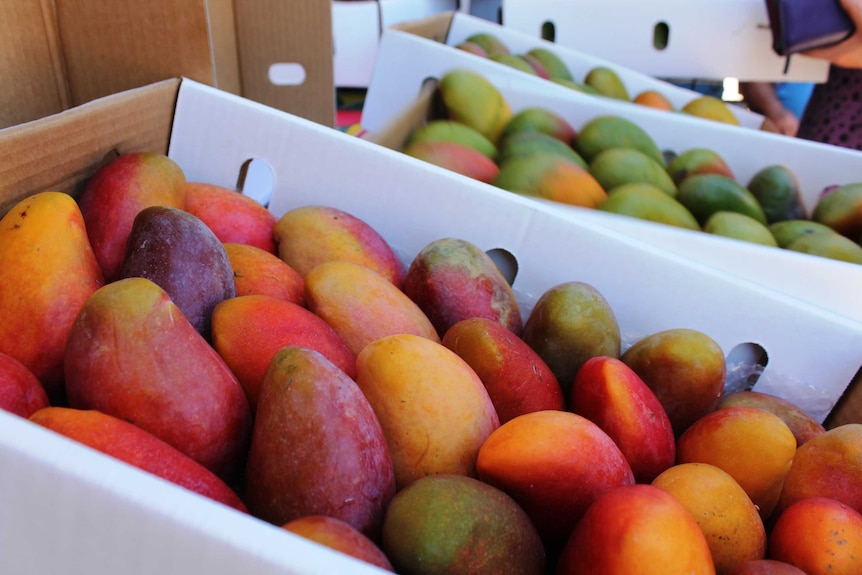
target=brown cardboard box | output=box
[0,0,334,129]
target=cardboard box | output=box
[359,26,862,395]
[392,11,766,129]
[332,0,462,88]
[499,0,831,83]
[1,0,335,129]
[2,77,862,573]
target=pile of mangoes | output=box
[455,32,741,126]
[402,68,862,265]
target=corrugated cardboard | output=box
[391,11,766,129]
[500,0,831,82]
[1,77,862,572]
[1,0,334,129]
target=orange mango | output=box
[223,242,305,306]
[0,352,49,419]
[282,516,394,572]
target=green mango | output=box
[489,53,538,75]
[785,231,862,264]
[525,47,574,82]
[746,164,806,224]
[703,211,778,247]
[811,182,862,239]
[597,183,700,231]
[769,219,837,248]
[498,131,587,169]
[665,148,735,186]
[574,115,665,166]
[407,120,499,160]
[583,66,630,101]
[676,173,768,226]
[493,153,606,208]
[438,69,513,143]
[464,33,511,57]
[501,107,577,145]
[589,148,677,197]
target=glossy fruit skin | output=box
[0,352,49,418]
[282,516,394,572]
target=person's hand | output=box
[761,108,800,136]
[802,0,862,69]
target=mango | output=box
[305,259,439,356]
[493,153,607,208]
[553,77,601,95]
[281,516,394,572]
[768,219,836,248]
[497,131,587,168]
[223,242,305,306]
[768,497,862,575]
[729,560,807,575]
[30,406,247,512]
[464,32,510,58]
[210,294,357,411]
[682,95,741,125]
[455,40,488,57]
[574,114,665,165]
[811,182,862,238]
[438,69,513,143]
[118,206,236,341]
[775,424,862,517]
[0,191,103,403]
[570,356,676,483]
[524,47,574,81]
[501,106,577,145]
[183,181,277,254]
[517,53,551,79]
[273,205,406,288]
[380,474,546,575]
[598,182,701,231]
[403,139,500,184]
[245,346,395,538]
[589,147,678,197]
[583,66,630,100]
[718,391,824,446]
[442,317,565,424]
[652,463,766,575]
[477,410,634,547]
[556,484,716,575]
[746,165,806,224]
[676,173,768,226]
[64,277,252,483]
[703,211,779,247]
[489,53,538,75]
[406,119,498,160]
[0,352,49,419]
[402,237,523,338]
[633,89,675,111]
[785,230,862,264]
[521,281,621,398]
[621,327,726,436]
[77,152,187,281]
[355,333,500,490]
[666,147,736,186]
[676,406,796,520]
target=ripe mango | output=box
[0,352,49,419]
[703,211,778,247]
[521,281,621,398]
[768,219,836,248]
[273,205,406,288]
[64,277,252,483]
[489,53,538,75]
[497,131,587,168]
[583,66,630,100]
[746,165,806,224]
[355,333,500,490]
[403,237,523,338]
[442,317,565,424]
[380,474,546,575]
[589,147,678,197]
[0,191,104,403]
[30,406,247,512]
[574,114,665,165]
[785,230,862,264]
[183,181,277,254]
[525,47,574,81]
[493,153,607,208]
[718,390,825,446]
[622,327,726,436]
[223,242,305,305]
[464,32,510,58]
[501,106,577,145]
[455,41,488,57]
[811,182,862,239]
[281,516,394,572]
[682,95,741,126]
[245,346,396,538]
[676,173,768,226]
[118,206,236,341]
[210,294,357,411]
[406,119,498,160]
[403,140,500,184]
[633,89,675,111]
[520,52,552,78]
[77,152,187,282]
[304,259,439,356]
[666,147,735,186]
[438,69,513,143]
[598,182,700,231]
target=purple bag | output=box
[766,0,856,57]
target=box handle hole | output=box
[653,22,670,50]
[541,21,556,42]
[237,158,275,208]
[725,342,768,394]
[269,63,307,86]
[486,248,519,286]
